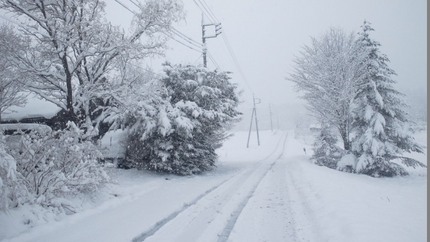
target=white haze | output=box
[1,0,426,128]
[104,0,426,130]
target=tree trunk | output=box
[339,126,351,151]
[342,135,350,150]
[62,50,76,124]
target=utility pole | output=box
[201,14,222,68]
[247,94,261,148]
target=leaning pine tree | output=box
[351,21,424,177]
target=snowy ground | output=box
[0,129,427,242]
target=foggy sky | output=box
[1,1,426,129]
[105,0,427,129]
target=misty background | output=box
[1,0,427,130]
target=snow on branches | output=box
[2,123,108,211]
[290,22,424,177]
[0,24,28,121]
[0,0,183,130]
[121,64,241,175]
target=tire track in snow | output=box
[217,133,289,242]
[131,175,233,242]
[132,132,287,242]
[283,156,323,241]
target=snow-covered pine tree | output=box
[351,21,424,177]
[126,64,241,175]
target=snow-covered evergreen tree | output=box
[125,64,241,175]
[351,21,424,177]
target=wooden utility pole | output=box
[201,14,222,68]
[247,95,261,148]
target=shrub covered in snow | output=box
[6,122,108,209]
[125,64,241,175]
[312,126,344,169]
[336,154,357,173]
[0,135,26,211]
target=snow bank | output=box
[0,130,425,241]
[280,129,427,242]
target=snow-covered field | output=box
[1,129,427,242]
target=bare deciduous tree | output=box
[289,28,366,150]
[0,24,28,121]
[1,0,182,130]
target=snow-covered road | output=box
[5,132,290,242]
[138,133,288,242]
[2,130,426,242]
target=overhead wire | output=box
[114,0,203,53]
[127,0,140,8]
[207,51,220,69]
[193,53,204,65]
[126,0,201,49]
[191,0,254,92]
[192,0,216,23]
[198,0,219,23]
[113,0,137,15]
[170,27,202,48]
[165,32,202,53]
[120,0,252,92]
[221,31,254,93]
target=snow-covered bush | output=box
[7,123,108,208]
[312,126,344,169]
[0,135,26,211]
[125,64,241,175]
[337,154,357,173]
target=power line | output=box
[207,51,220,69]
[221,30,254,93]
[197,0,218,23]
[113,0,203,53]
[113,0,137,14]
[170,27,202,48]
[198,0,219,23]
[165,32,202,53]
[127,0,140,8]
[191,0,253,92]
[192,0,216,23]
[193,53,204,65]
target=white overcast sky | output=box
[105,0,427,128]
[1,0,427,128]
